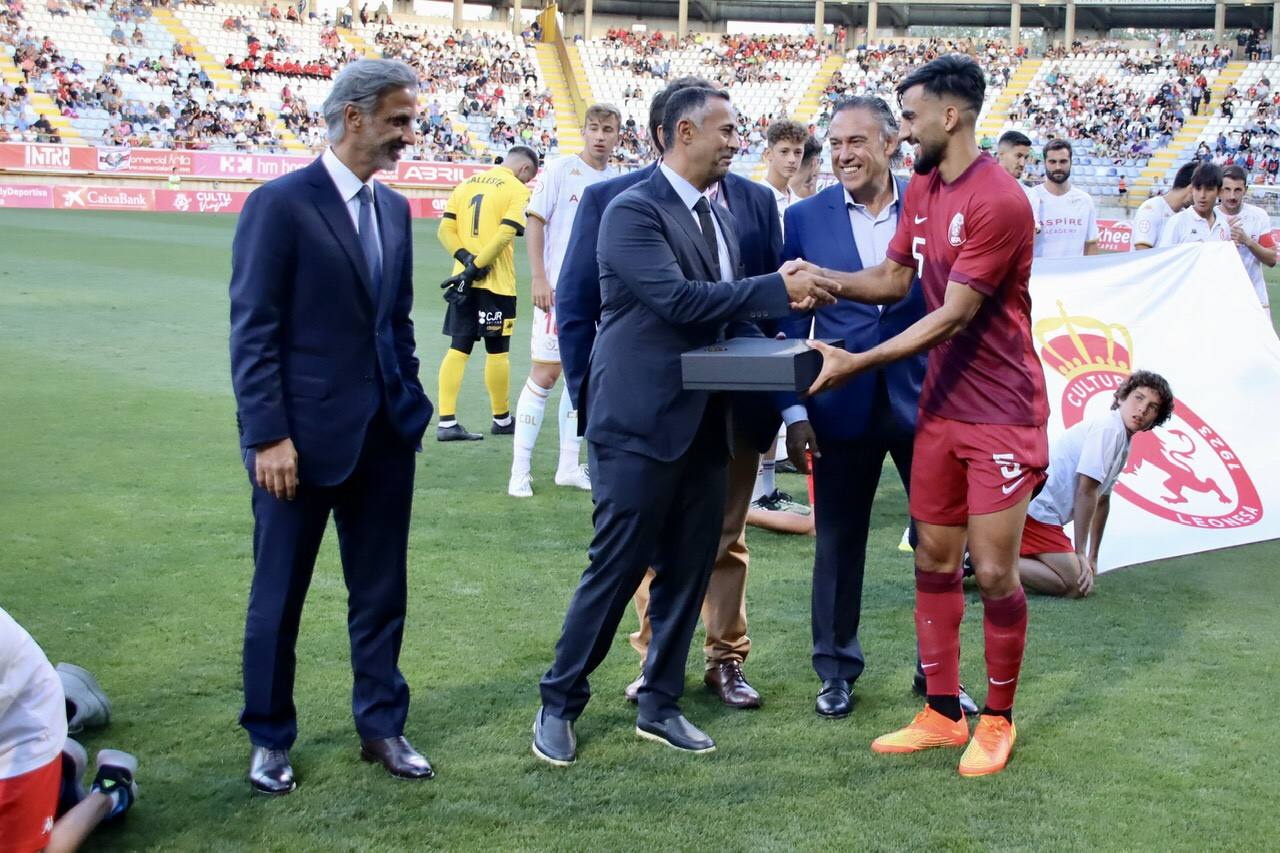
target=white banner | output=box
[1029,242,1280,572]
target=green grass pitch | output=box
[1,208,1277,851]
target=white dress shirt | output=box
[782,180,902,427]
[659,162,733,281]
[321,147,382,268]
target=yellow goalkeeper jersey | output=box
[437,165,531,297]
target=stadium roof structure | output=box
[541,0,1278,33]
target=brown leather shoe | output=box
[360,736,435,780]
[704,661,761,709]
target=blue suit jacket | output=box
[778,179,925,440]
[557,162,657,406]
[229,158,432,486]
[584,168,791,462]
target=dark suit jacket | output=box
[557,162,658,406]
[558,166,783,452]
[229,158,432,486]
[719,172,786,453]
[778,179,925,440]
[584,168,791,462]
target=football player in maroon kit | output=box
[806,54,1047,777]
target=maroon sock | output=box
[982,588,1028,713]
[914,568,964,700]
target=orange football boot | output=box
[871,705,969,754]
[957,714,1017,777]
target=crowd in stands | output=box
[1192,75,1280,183]
[1006,45,1232,161]
[817,38,1024,134]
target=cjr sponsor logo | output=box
[1035,302,1262,530]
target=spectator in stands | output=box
[110,23,126,45]
[1160,162,1231,245]
[1219,164,1277,311]
[996,129,1033,183]
[130,25,144,47]
[1028,139,1100,257]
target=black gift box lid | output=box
[681,337,845,392]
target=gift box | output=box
[681,337,844,392]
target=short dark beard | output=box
[1048,170,1070,184]
[913,139,943,175]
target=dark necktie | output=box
[692,196,720,278]
[357,185,382,295]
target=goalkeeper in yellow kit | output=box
[435,146,539,441]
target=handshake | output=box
[779,259,842,311]
[440,250,490,305]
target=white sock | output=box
[752,458,776,502]
[512,378,550,477]
[556,387,582,474]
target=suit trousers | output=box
[240,410,416,749]
[539,428,729,722]
[629,430,758,667]
[811,388,914,683]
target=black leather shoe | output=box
[635,714,715,753]
[248,746,296,795]
[911,665,980,716]
[437,422,483,441]
[360,736,435,780]
[491,419,514,435]
[532,707,576,766]
[816,678,852,718]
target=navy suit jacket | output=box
[229,158,432,486]
[778,179,925,440]
[584,168,791,462]
[557,161,657,406]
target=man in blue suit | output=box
[778,97,930,719]
[557,77,786,711]
[229,60,434,794]
[533,87,837,766]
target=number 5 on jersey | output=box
[911,236,926,278]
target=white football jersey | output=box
[525,153,617,289]
[1224,201,1274,307]
[1159,206,1232,247]
[1028,184,1099,258]
[1132,195,1174,249]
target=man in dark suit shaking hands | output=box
[533,86,839,765]
[229,59,435,794]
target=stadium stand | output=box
[983,43,1241,200]
[4,0,1280,217]
[576,30,831,170]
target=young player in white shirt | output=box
[1027,139,1100,258]
[1218,164,1276,310]
[1019,372,1173,597]
[758,119,808,228]
[1132,162,1196,250]
[751,120,813,514]
[1159,162,1232,246]
[995,130,1032,182]
[509,104,621,497]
